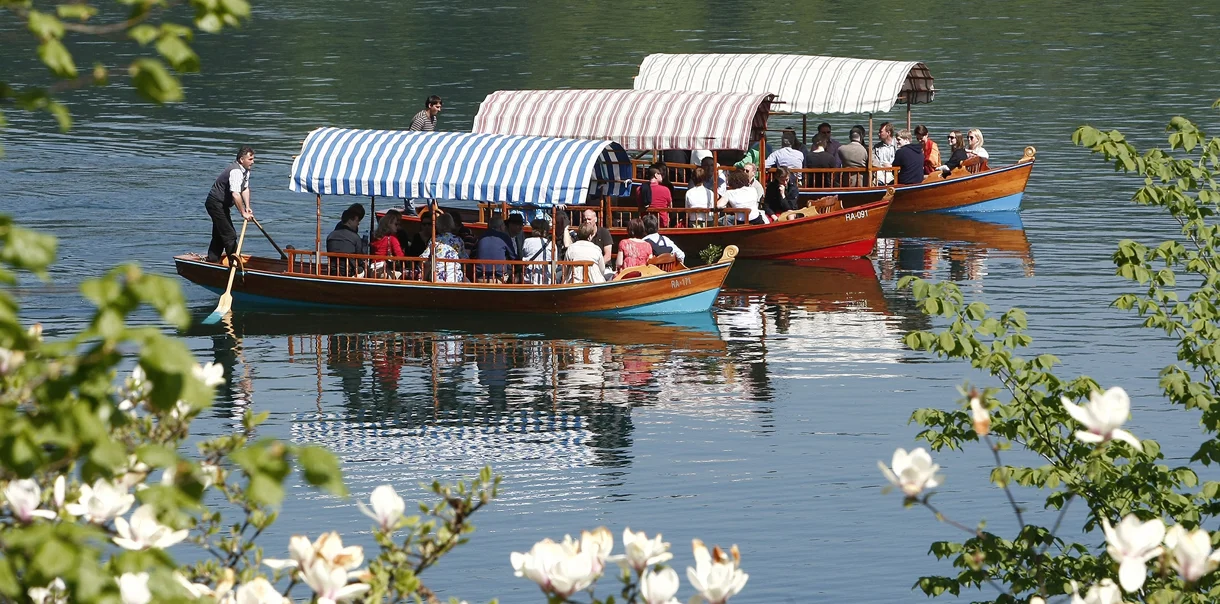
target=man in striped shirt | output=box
[410,95,443,131]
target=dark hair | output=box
[642,214,659,235]
[374,209,401,240]
[626,217,645,239]
[506,213,525,226]
[849,130,864,144]
[812,134,830,150]
[879,122,894,136]
[447,209,465,229]
[237,145,255,160]
[530,218,551,238]
[435,212,455,235]
[340,203,366,223]
[781,128,797,148]
[914,124,929,138]
[726,169,750,190]
[692,167,709,188]
[850,125,866,141]
[775,166,793,186]
[817,122,832,132]
[577,222,596,241]
[555,211,570,234]
[426,95,442,107]
[646,166,664,180]
[948,130,966,151]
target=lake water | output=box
[4,1,1220,601]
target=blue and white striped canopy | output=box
[289,128,632,206]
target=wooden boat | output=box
[467,89,891,258]
[631,53,1035,213]
[177,129,737,316]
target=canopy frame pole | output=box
[429,203,437,282]
[550,205,558,284]
[802,115,808,146]
[758,134,767,189]
[906,98,912,132]
[867,114,874,187]
[369,196,376,241]
[315,194,322,275]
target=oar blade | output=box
[200,293,233,325]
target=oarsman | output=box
[410,95,443,131]
[204,146,255,263]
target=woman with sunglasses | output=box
[966,128,989,160]
[935,130,969,177]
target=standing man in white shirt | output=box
[872,122,897,185]
[204,146,255,263]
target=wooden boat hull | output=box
[659,197,890,260]
[824,158,1035,214]
[880,210,1032,257]
[174,255,731,316]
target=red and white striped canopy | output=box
[472,89,775,151]
[633,54,935,115]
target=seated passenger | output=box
[421,212,467,283]
[764,166,799,215]
[966,128,989,160]
[638,166,673,228]
[815,122,843,167]
[370,210,404,257]
[450,211,478,257]
[580,209,614,266]
[803,135,838,187]
[892,128,926,185]
[642,214,685,263]
[684,166,714,226]
[764,134,805,172]
[915,124,941,175]
[718,169,768,225]
[936,130,969,176]
[743,163,765,203]
[520,218,556,284]
[505,213,525,257]
[699,156,726,192]
[616,218,654,271]
[564,222,607,283]
[325,205,368,276]
[473,216,516,282]
[838,129,869,186]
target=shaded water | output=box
[4,0,1220,601]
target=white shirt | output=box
[643,232,685,262]
[873,141,897,184]
[564,240,606,283]
[520,237,554,262]
[969,146,990,159]
[228,166,249,198]
[691,149,713,165]
[764,147,804,170]
[685,184,712,210]
[721,187,768,223]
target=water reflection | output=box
[876,211,1035,281]
[189,312,760,472]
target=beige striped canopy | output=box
[472,89,775,151]
[633,53,935,115]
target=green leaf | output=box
[128,59,183,104]
[128,24,159,45]
[38,38,78,78]
[26,10,65,39]
[298,445,347,497]
[56,4,99,20]
[156,34,200,72]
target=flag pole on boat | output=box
[202,219,249,325]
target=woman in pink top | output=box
[369,210,403,257]
[639,165,673,228]
[616,218,654,271]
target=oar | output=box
[251,216,287,260]
[202,219,249,325]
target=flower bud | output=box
[970,395,991,436]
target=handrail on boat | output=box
[627,158,900,190]
[284,249,599,284]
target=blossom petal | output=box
[1110,429,1143,452]
[1118,557,1149,592]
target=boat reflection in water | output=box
[191,311,772,478]
[719,258,907,369]
[875,210,1035,282]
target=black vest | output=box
[206,161,248,207]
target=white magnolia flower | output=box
[970,395,991,436]
[1061,387,1142,451]
[117,456,152,490]
[302,560,370,604]
[611,527,673,573]
[194,362,225,387]
[170,400,195,421]
[175,568,235,600]
[1164,524,1220,583]
[114,505,189,550]
[357,485,405,531]
[4,479,57,522]
[510,537,600,597]
[878,447,944,498]
[52,475,65,509]
[64,478,134,523]
[686,540,748,604]
[565,526,613,574]
[28,578,67,604]
[1070,579,1125,604]
[234,577,289,604]
[118,572,151,604]
[1102,515,1164,592]
[639,567,681,604]
[1030,598,1046,604]
[0,348,24,375]
[264,532,363,572]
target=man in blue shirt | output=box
[893,129,926,185]
[474,217,517,282]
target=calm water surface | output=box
[4,1,1220,601]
